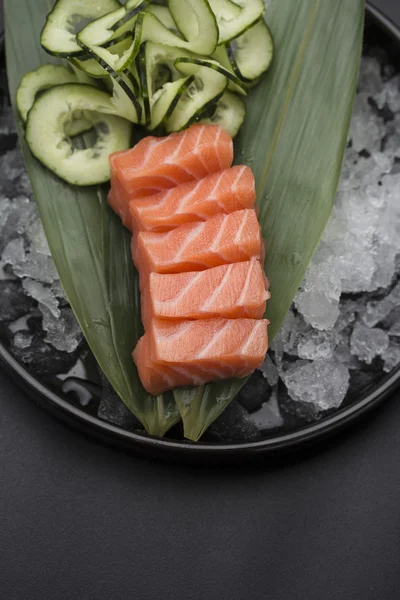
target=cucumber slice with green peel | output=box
[211,45,246,95]
[70,56,109,79]
[139,42,194,128]
[126,0,147,10]
[16,64,78,122]
[144,42,194,99]
[136,44,151,125]
[109,71,143,123]
[111,0,147,35]
[208,0,264,43]
[199,90,245,137]
[176,57,247,96]
[149,76,195,130]
[132,9,216,57]
[68,61,99,85]
[69,37,133,78]
[168,0,218,55]
[77,2,144,50]
[145,5,181,36]
[78,37,137,73]
[165,63,227,132]
[207,0,242,20]
[227,19,274,81]
[40,0,121,58]
[26,84,132,186]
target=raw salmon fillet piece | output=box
[133,318,269,396]
[129,166,256,234]
[140,260,269,329]
[109,124,234,197]
[133,209,263,275]
[108,175,157,229]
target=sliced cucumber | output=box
[150,76,195,130]
[41,0,120,57]
[70,56,109,79]
[176,57,247,96]
[78,36,137,73]
[228,19,274,81]
[145,4,181,36]
[143,42,192,99]
[211,45,246,95]
[111,0,147,35]
[77,2,144,50]
[168,0,218,55]
[166,62,227,132]
[64,115,94,137]
[131,8,217,57]
[208,0,264,43]
[109,71,143,123]
[26,84,132,186]
[69,61,99,85]
[199,90,245,137]
[16,64,77,122]
[136,44,151,125]
[137,42,193,129]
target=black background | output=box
[1,2,400,599]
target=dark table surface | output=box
[2,2,400,599]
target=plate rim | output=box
[1,2,399,463]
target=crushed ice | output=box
[0,144,82,354]
[265,52,400,418]
[0,52,399,422]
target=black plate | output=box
[1,3,400,464]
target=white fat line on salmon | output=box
[174,221,206,261]
[154,271,203,307]
[200,264,233,312]
[196,320,232,360]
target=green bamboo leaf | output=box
[5,0,180,437]
[6,0,364,443]
[174,0,364,440]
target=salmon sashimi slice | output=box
[133,209,263,275]
[133,318,269,396]
[109,124,233,196]
[108,175,158,229]
[140,260,269,329]
[128,165,256,234]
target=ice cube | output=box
[382,340,400,373]
[389,319,400,338]
[350,322,390,364]
[8,314,31,334]
[51,279,67,301]
[22,278,60,318]
[297,329,338,360]
[247,392,284,431]
[12,249,59,284]
[349,93,384,153]
[259,353,279,386]
[0,196,36,254]
[281,360,350,417]
[40,304,82,353]
[373,74,400,113]
[294,259,341,330]
[362,282,400,327]
[2,238,26,266]
[26,218,51,256]
[0,149,32,197]
[13,331,33,350]
[358,56,382,96]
